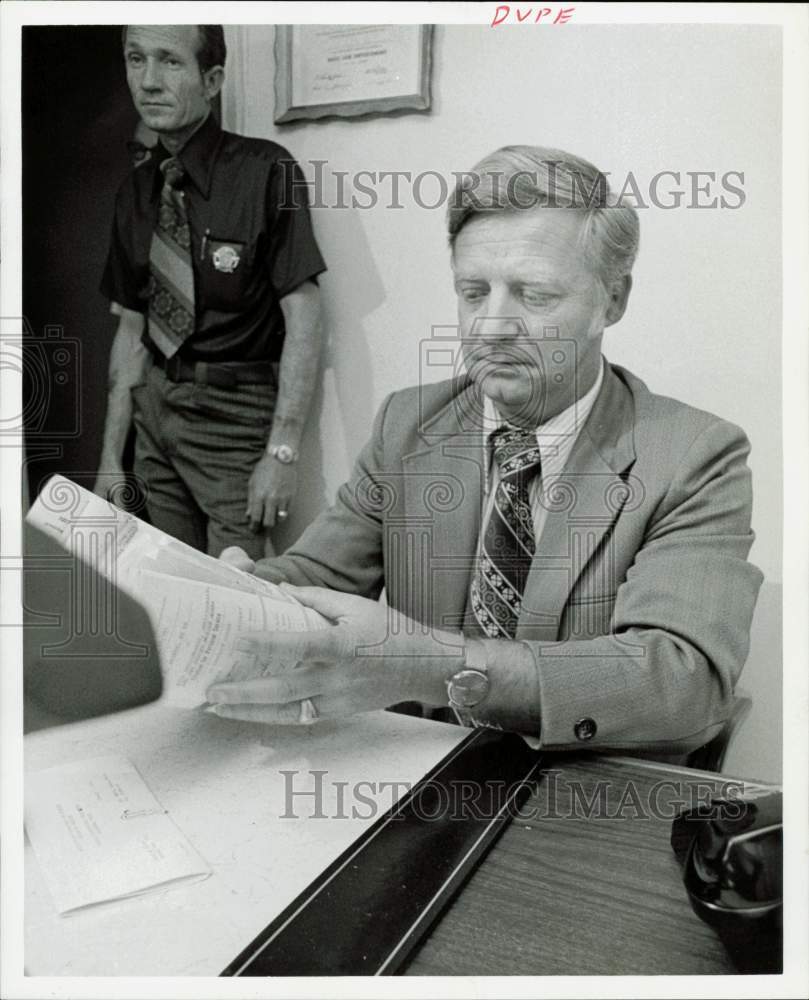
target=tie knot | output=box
[490,426,541,478]
[160,157,186,189]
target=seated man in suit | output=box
[206,145,763,756]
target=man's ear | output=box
[203,66,225,101]
[604,274,632,327]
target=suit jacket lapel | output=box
[398,367,637,638]
[400,379,485,630]
[518,364,637,641]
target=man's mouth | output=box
[472,354,534,368]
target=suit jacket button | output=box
[574,717,597,741]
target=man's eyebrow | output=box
[125,44,182,59]
[513,278,565,288]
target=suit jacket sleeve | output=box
[523,418,763,754]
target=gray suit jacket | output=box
[257,363,763,754]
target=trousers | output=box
[131,363,278,560]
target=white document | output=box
[24,755,210,914]
[138,570,326,707]
[25,476,330,707]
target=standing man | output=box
[94,25,325,558]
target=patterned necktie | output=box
[470,426,542,638]
[147,157,195,358]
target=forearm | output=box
[269,281,322,452]
[414,627,729,751]
[414,633,541,736]
[98,312,149,466]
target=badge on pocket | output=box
[203,234,246,273]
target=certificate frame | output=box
[274,25,433,124]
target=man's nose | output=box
[140,59,163,91]
[471,314,526,340]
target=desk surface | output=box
[24,703,467,976]
[406,754,769,976]
[24,704,769,977]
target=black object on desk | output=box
[222,728,541,976]
[671,789,782,973]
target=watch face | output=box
[274,445,295,464]
[448,669,489,709]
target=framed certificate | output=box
[274,25,433,124]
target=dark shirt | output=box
[101,113,326,362]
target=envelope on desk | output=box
[24,755,210,914]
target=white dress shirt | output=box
[480,356,605,544]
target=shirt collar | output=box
[483,356,605,471]
[156,111,223,198]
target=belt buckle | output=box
[164,355,182,382]
[209,365,237,389]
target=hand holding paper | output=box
[206,584,465,724]
[25,476,330,709]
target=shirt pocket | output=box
[199,234,257,310]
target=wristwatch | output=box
[268,444,298,465]
[446,637,490,726]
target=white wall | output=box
[223,24,782,780]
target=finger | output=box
[293,682,384,721]
[207,665,324,705]
[234,628,342,664]
[246,495,264,531]
[232,638,292,680]
[279,584,356,621]
[223,654,260,684]
[244,485,256,521]
[210,701,305,725]
[213,688,374,725]
[263,498,277,529]
[219,546,255,572]
[230,642,298,677]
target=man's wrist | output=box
[408,630,467,706]
[267,414,303,441]
[446,637,490,725]
[265,418,303,459]
[98,450,124,470]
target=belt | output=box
[154,355,277,388]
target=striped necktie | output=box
[470,426,542,639]
[147,157,195,358]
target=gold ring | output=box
[278,510,289,520]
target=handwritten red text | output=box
[491,6,576,26]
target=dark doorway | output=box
[22,25,137,505]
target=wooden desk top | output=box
[406,754,769,976]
